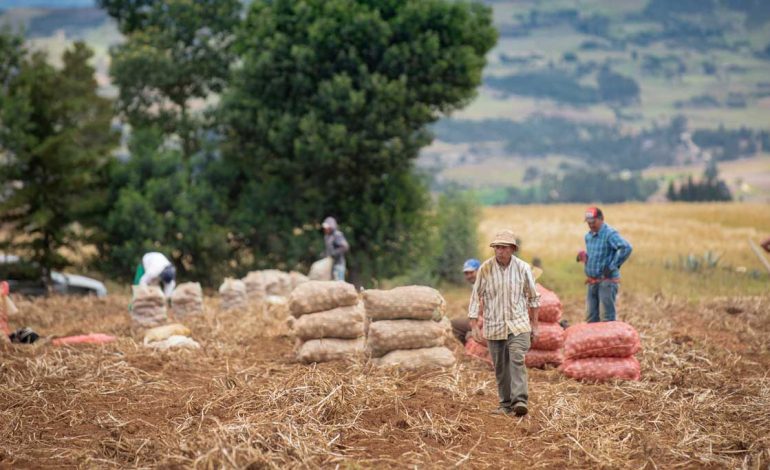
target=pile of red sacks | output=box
[559,321,641,381]
[525,284,564,368]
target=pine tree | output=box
[0,35,117,281]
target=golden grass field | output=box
[477,202,770,299]
[1,202,769,468]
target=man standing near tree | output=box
[322,217,350,281]
[469,230,539,417]
[582,207,633,323]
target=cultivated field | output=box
[2,203,770,468]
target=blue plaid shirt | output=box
[584,223,632,279]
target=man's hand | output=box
[761,237,770,253]
[602,266,613,278]
[529,324,538,349]
[576,250,587,263]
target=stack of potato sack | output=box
[289,271,309,290]
[130,285,168,327]
[526,284,565,368]
[289,281,364,363]
[261,269,294,296]
[171,282,204,318]
[559,321,641,381]
[218,278,247,312]
[364,286,455,370]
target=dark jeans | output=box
[488,332,531,408]
[451,318,471,345]
[586,281,618,323]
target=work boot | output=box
[489,406,512,416]
[512,402,528,417]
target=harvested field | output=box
[1,291,768,468]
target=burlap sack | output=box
[261,269,293,296]
[293,303,365,340]
[171,282,204,318]
[219,278,247,311]
[366,319,446,357]
[363,286,445,321]
[289,281,358,317]
[308,257,333,281]
[131,285,167,327]
[371,346,456,370]
[263,295,289,320]
[296,337,365,364]
[536,284,563,323]
[531,322,565,351]
[289,271,309,290]
[243,271,266,305]
[143,323,191,344]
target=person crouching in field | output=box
[581,207,632,323]
[469,230,540,417]
[451,258,480,345]
[133,252,177,297]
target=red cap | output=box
[584,206,603,221]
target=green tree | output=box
[93,128,230,285]
[0,36,118,281]
[219,0,496,285]
[98,0,241,170]
[432,189,480,284]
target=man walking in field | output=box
[582,207,632,323]
[469,230,540,417]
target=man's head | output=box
[584,206,604,233]
[462,258,480,284]
[489,230,518,265]
[322,216,337,235]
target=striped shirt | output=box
[584,223,632,279]
[468,256,540,341]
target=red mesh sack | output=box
[531,322,565,350]
[564,321,641,359]
[464,338,492,367]
[559,356,641,382]
[536,284,562,323]
[525,349,563,368]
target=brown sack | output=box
[130,285,167,327]
[289,281,358,317]
[243,271,266,305]
[366,319,446,357]
[363,286,445,321]
[371,346,456,370]
[218,278,247,312]
[293,303,365,340]
[296,337,365,364]
[171,282,204,318]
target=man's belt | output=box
[585,276,621,285]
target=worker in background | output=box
[133,252,176,297]
[451,258,481,345]
[581,207,632,323]
[322,217,350,281]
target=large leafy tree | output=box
[98,0,241,169]
[0,35,117,280]
[93,127,230,284]
[220,0,497,284]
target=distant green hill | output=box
[3,0,769,202]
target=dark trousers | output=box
[487,332,531,408]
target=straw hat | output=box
[489,230,518,248]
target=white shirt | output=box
[139,252,174,296]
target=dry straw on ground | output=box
[1,291,769,468]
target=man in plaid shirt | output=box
[469,230,540,417]
[582,207,632,323]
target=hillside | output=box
[2,0,770,202]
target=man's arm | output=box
[331,232,349,256]
[524,266,540,342]
[607,231,633,272]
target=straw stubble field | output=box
[1,288,768,468]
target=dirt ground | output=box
[1,290,769,469]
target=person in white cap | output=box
[321,217,350,281]
[469,230,540,417]
[451,258,481,345]
[133,252,176,297]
